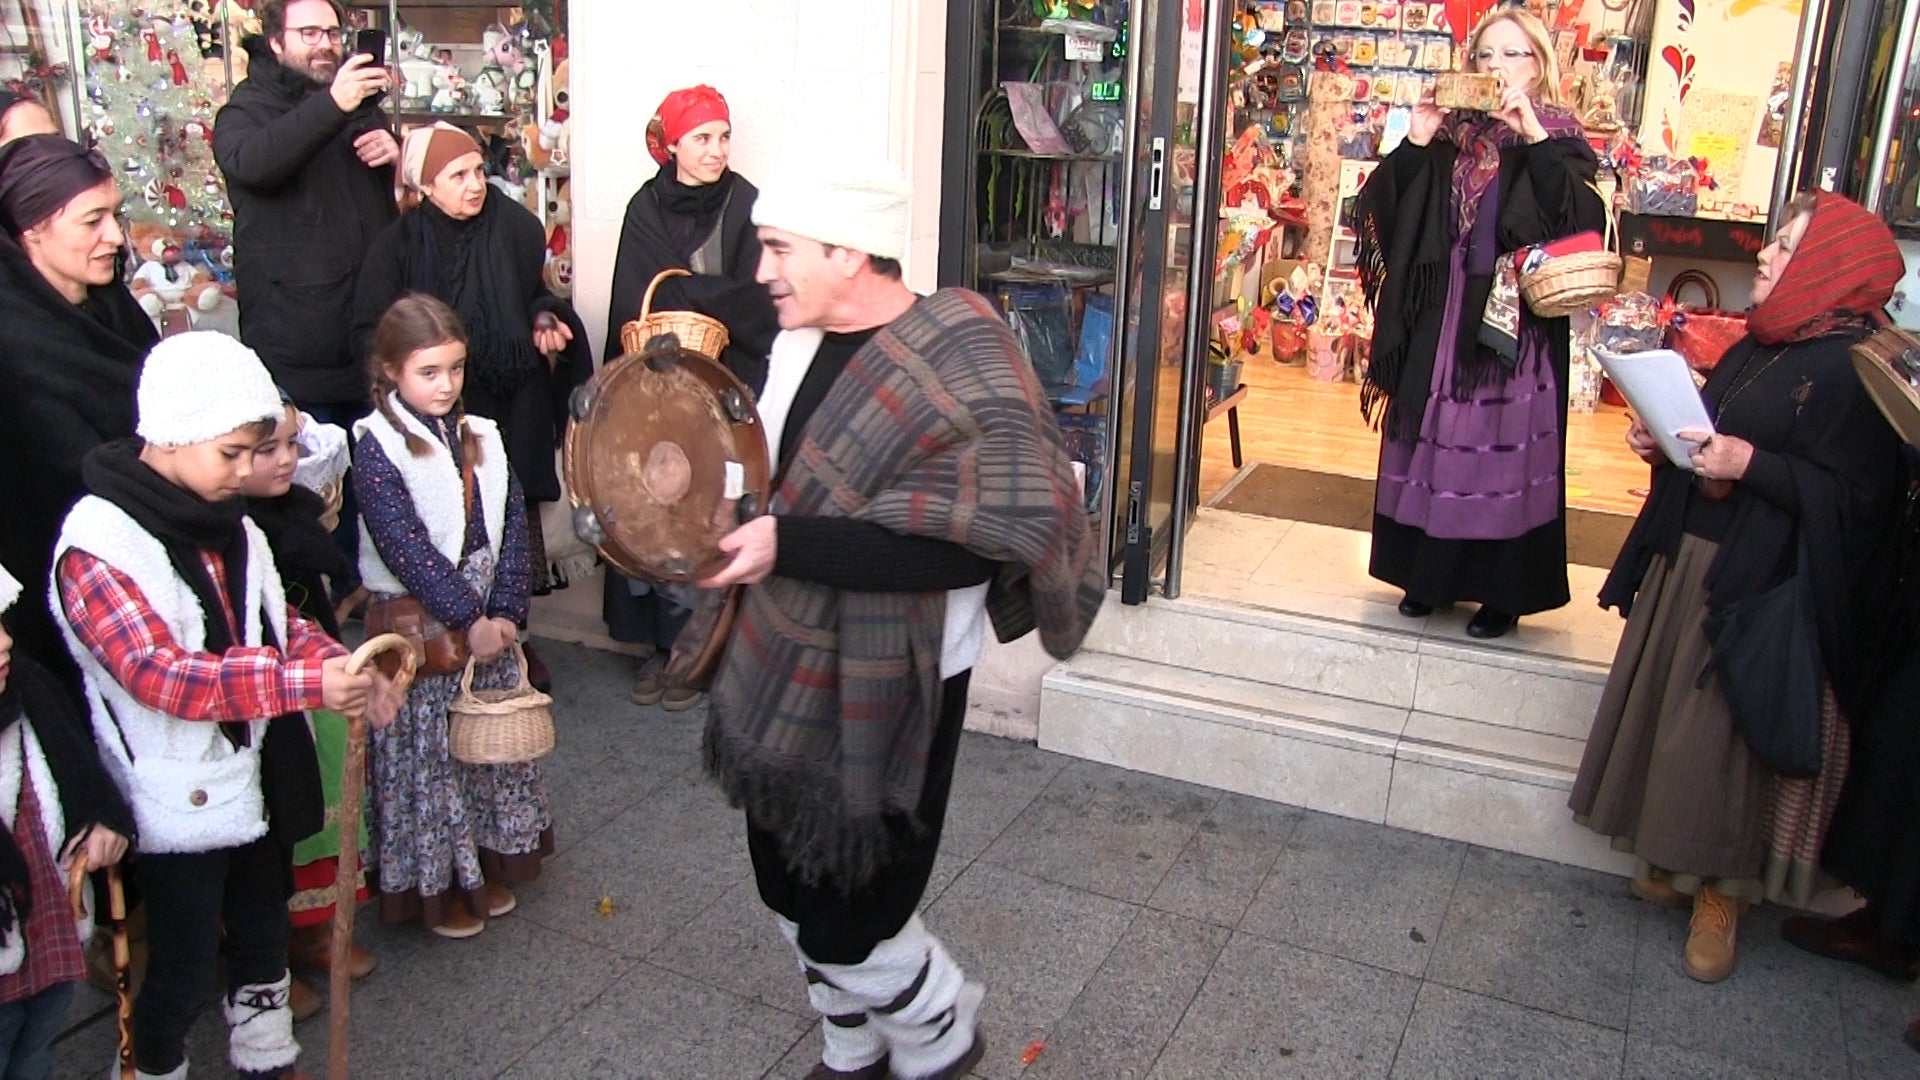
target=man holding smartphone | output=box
[215,0,402,600]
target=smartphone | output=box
[355,28,388,63]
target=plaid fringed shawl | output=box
[685,288,1105,889]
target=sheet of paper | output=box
[1594,348,1715,470]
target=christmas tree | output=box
[78,0,244,283]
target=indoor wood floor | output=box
[1198,349,1650,518]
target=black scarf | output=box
[82,441,260,748]
[407,194,542,401]
[1355,143,1458,441]
[247,485,348,639]
[653,163,731,262]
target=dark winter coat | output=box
[0,234,155,693]
[349,190,591,504]
[604,168,777,394]
[214,35,397,407]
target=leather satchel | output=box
[364,596,469,678]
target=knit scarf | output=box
[677,289,1107,890]
[407,193,543,401]
[81,440,262,748]
[652,163,731,263]
[1748,190,1906,345]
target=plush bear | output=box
[126,223,230,337]
[521,58,569,172]
[542,176,571,298]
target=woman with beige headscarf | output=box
[349,122,590,693]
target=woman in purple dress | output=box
[1354,8,1605,638]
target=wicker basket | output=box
[1520,191,1623,319]
[447,644,555,765]
[618,269,731,360]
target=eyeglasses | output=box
[289,26,348,46]
[1474,47,1536,63]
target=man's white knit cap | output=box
[751,158,913,261]
[137,331,284,448]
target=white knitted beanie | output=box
[137,332,284,447]
[0,563,18,617]
[751,159,913,261]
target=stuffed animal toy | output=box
[478,23,536,115]
[542,177,571,298]
[429,50,466,113]
[126,224,229,336]
[396,23,436,105]
[522,57,569,171]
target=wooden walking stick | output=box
[69,852,132,1080]
[327,633,418,1080]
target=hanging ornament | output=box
[142,27,162,62]
[168,49,188,86]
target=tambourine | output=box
[562,333,770,583]
[1853,326,1920,449]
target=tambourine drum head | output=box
[565,344,770,582]
[1853,330,1920,449]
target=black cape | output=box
[603,168,777,395]
[350,189,591,504]
[0,234,156,691]
[1599,331,1902,723]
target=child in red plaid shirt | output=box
[0,560,132,1080]
[52,333,400,1080]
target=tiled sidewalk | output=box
[53,641,1920,1079]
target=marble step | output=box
[1040,652,1633,875]
[1077,592,1612,742]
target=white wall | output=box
[570,0,949,363]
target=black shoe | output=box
[1397,596,1434,618]
[1466,606,1517,639]
[523,642,553,694]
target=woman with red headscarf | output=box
[602,85,777,709]
[1571,190,1907,984]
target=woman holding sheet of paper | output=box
[1571,191,1906,984]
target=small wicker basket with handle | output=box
[619,269,731,360]
[447,644,556,765]
[1520,186,1624,319]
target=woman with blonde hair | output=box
[1355,6,1604,639]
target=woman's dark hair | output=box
[368,293,479,463]
[260,0,348,43]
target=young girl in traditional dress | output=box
[352,294,553,940]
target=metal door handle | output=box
[1149,137,1166,211]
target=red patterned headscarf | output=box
[645,85,730,166]
[1748,190,1905,345]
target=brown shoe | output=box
[661,684,703,712]
[288,976,323,1023]
[916,1032,987,1080]
[1781,906,1920,981]
[485,882,517,918]
[287,924,378,980]
[1905,1014,1920,1053]
[1684,886,1744,983]
[430,893,486,940]
[629,652,667,706]
[1630,874,1688,909]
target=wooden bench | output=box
[1205,384,1250,468]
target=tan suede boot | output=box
[1630,874,1687,909]
[1684,885,1744,983]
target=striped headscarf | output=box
[1748,190,1905,345]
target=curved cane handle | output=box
[67,854,87,920]
[346,631,421,695]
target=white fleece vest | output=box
[353,397,509,597]
[761,330,989,678]
[50,497,288,855]
[0,722,93,974]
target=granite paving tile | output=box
[1389,983,1623,1079]
[1148,793,1304,928]
[1239,812,1464,977]
[1423,846,1639,1029]
[980,759,1219,904]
